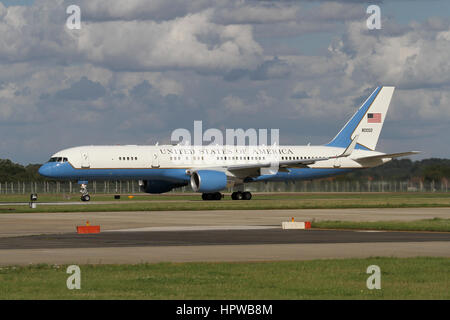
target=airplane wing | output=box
[354,151,420,161]
[187,135,361,178]
[186,157,331,179]
[226,135,361,174]
[223,158,328,178]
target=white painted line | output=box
[107,225,278,232]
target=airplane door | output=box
[80,151,90,168]
[152,150,160,168]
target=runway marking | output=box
[108,225,279,232]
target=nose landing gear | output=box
[80,183,91,201]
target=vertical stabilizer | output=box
[326,86,394,151]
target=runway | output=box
[1,207,449,238]
[1,229,449,250]
[0,207,448,265]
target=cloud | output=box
[76,12,263,72]
[0,2,264,73]
[76,0,208,22]
[329,19,450,89]
[55,76,106,100]
[214,2,299,25]
[224,56,291,81]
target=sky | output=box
[0,0,449,164]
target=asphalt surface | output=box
[1,207,450,238]
[1,229,449,250]
[0,207,449,265]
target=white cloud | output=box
[330,20,450,89]
[76,12,263,72]
[215,2,299,25]
[0,2,263,72]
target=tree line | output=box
[336,158,450,183]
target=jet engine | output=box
[190,170,228,193]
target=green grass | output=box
[313,218,450,232]
[0,257,448,299]
[1,192,450,213]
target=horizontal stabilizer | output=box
[355,151,420,161]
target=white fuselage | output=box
[50,145,385,170]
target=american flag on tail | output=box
[367,113,381,123]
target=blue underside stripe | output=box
[39,163,354,183]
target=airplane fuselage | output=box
[39,144,385,182]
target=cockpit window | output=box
[48,157,68,163]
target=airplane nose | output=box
[38,163,53,177]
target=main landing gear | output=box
[231,191,252,200]
[80,183,91,202]
[201,192,252,200]
[202,192,223,201]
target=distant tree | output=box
[0,159,47,182]
[422,164,450,182]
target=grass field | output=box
[312,218,450,232]
[1,192,450,213]
[0,257,448,299]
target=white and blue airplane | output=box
[39,86,419,201]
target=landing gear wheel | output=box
[201,192,223,201]
[232,191,243,200]
[242,191,252,200]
